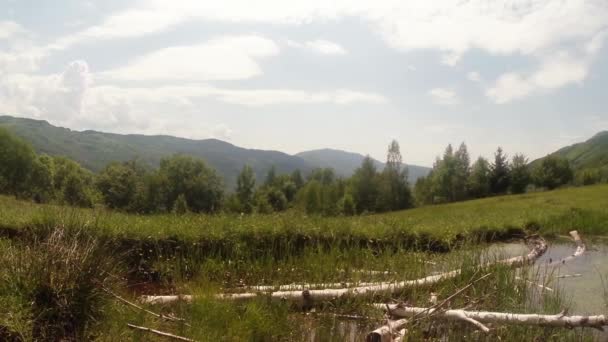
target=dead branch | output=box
[104,288,189,325]
[127,323,197,341]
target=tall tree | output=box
[0,127,36,196]
[489,147,510,194]
[236,165,256,213]
[291,169,304,189]
[158,155,224,213]
[453,142,471,200]
[351,156,379,213]
[468,157,491,198]
[378,140,412,211]
[264,166,276,187]
[510,153,530,194]
[386,139,403,169]
[96,162,139,209]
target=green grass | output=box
[1,184,607,244]
[2,185,607,340]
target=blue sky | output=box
[1,0,608,166]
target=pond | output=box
[303,235,608,341]
[493,236,608,315]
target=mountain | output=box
[0,115,431,188]
[529,131,608,177]
[296,148,431,183]
[0,115,312,189]
[532,131,608,171]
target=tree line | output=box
[413,143,587,205]
[0,126,605,215]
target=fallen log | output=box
[375,304,607,330]
[366,318,408,342]
[549,230,586,266]
[141,236,547,305]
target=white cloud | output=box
[305,40,347,55]
[287,39,347,55]
[0,21,26,41]
[99,35,279,81]
[486,52,590,103]
[429,88,459,105]
[467,71,481,82]
[53,1,608,58]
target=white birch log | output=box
[375,304,608,329]
[549,230,585,266]
[141,236,547,305]
[366,318,408,342]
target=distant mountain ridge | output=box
[0,115,431,188]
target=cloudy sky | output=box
[2,0,608,166]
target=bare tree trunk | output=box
[374,304,607,329]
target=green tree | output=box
[264,166,277,187]
[172,193,189,214]
[489,147,510,194]
[236,165,256,213]
[158,155,224,213]
[303,180,322,214]
[291,169,304,189]
[27,155,55,202]
[510,153,530,194]
[338,192,356,215]
[453,142,470,200]
[0,127,36,196]
[377,140,412,211]
[414,174,434,205]
[575,168,601,186]
[533,156,573,190]
[351,156,379,213]
[96,162,138,209]
[468,157,491,198]
[52,157,96,207]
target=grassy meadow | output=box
[1,184,607,340]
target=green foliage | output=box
[468,157,491,198]
[158,155,224,213]
[490,147,510,194]
[338,192,356,215]
[351,156,379,213]
[0,228,117,340]
[236,165,256,213]
[172,193,190,214]
[377,141,413,211]
[510,153,530,194]
[533,155,573,190]
[96,162,139,209]
[52,157,97,207]
[575,168,603,186]
[27,155,55,202]
[0,127,36,196]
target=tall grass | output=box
[0,228,119,340]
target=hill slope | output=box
[296,148,430,182]
[533,131,608,171]
[0,115,430,188]
[0,115,312,189]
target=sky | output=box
[1,0,608,167]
